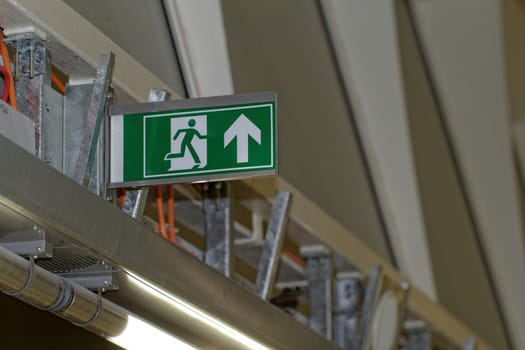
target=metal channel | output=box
[356,265,383,350]
[9,35,51,160]
[255,191,292,300]
[0,134,339,350]
[204,182,234,278]
[333,272,362,350]
[302,246,332,340]
[64,82,105,195]
[122,88,171,220]
[404,321,431,350]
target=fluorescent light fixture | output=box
[109,314,198,350]
[126,271,272,350]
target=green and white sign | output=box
[109,92,276,187]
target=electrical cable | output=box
[0,35,16,109]
[155,186,168,239]
[51,71,66,95]
[167,185,176,243]
[0,65,10,102]
[119,189,127,209]
[281,249,307,269]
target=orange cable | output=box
[167,185,176,243]
[0,37,16,109]
[51,71,66,95]
[119,189,127,209]
[155,186,168,239]
[282,249,307,269]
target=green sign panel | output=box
[109,92,276,187]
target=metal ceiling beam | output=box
[0,134,338,350]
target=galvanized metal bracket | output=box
[404,320,431,350]
[302,245,333,340]
[64,82,109,195]
[255,191,292,300]
[333,271,363,350]
[6,34,63,170]
[0,226,52,258]
[73,53,115,187]
[356,264,383,350]
[204,181,234,278]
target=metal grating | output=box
[36,247,99,274]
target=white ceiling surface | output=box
[62,0,186,97]
[320,0,436,301]
[163,0,233,98]
[410,0,525,348]
[396,5,508,348]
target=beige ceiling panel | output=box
[221,0,394,262]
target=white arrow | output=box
[224,114,261,163]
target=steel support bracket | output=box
[204,181,234,277]
[356,264,383,350]
[302,245,333,340]
[255,190,292,300]
[333,271,363,350]
[73,53,114,187]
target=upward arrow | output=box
[224,114,261,163]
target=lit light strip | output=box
[109,314,198,350]
[126,271,272,350]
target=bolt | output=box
[29,45,35,78]
[44,104,51,112]
[36,247,42,252]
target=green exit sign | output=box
[109,92,277,187]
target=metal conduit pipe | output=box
[0,245,127,338]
